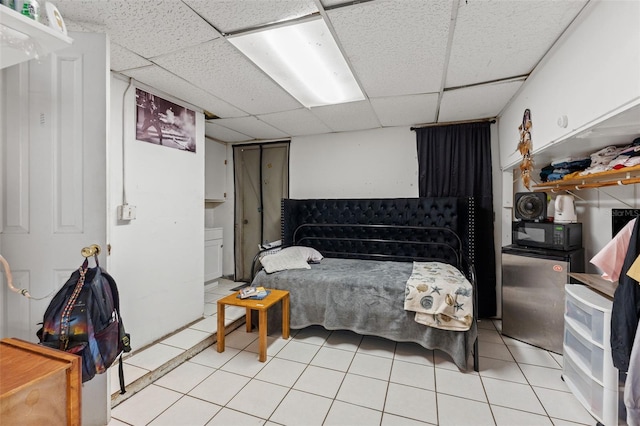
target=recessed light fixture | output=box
[228,18,364,108]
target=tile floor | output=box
[107,279,596,426]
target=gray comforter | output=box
[252,257,477,370]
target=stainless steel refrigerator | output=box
[501,245,584,354]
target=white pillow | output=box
[289,246,323,262]
[260,248,311,273]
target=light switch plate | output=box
[117,204,136,220]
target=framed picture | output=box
[135,88,196,153]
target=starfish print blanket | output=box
[404,262,473,331]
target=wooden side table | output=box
[1,338,82,426]
[217,289,290,362]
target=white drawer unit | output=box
[563,284,626,425]
[205,228,223,282]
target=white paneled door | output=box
[0,33,108,343]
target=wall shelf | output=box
[0,6,73,70]
[532,164,640,192]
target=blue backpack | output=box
[37,256,131,394]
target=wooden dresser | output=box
[0,338,81,426]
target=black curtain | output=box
[416,121,497,318]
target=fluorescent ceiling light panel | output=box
[229,18,364,108]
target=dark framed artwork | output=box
[135,88,196,152]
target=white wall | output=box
[290,127,419,198]
[109,75,205,349]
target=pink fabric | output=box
[590,218,637,282]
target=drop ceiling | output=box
[54,0,589,143]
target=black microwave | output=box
[512,221,582,251]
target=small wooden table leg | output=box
[217,301,225,353]
[258,309,267,362]
[246,308,252,332]
[282,293,290,339]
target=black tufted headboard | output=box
[281,197,475,268]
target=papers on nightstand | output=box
[238,286,269,299]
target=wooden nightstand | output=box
[0,338,82,426]
[217,289,290,362]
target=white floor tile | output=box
[492,319,502,332]
[244,334,290,356]
[533,386,595,424]
[188,369,250,406]
[492,405,554,426]
[225,328,258,350]
[275,340,320,364]
[205,291,222,303]
[478,327,505,344]
[293,365,345,398]
[161,328,212,350]
[111,384,182,425]
[293,325,331,345]
[107,418,129,426]
[380,412,432,425]
[206,407,265,425]
[311,346,356,372]
[270,389,333,426]
[324,329,363,351]
[384,382,437,424]
[479,341,515,362]
[394,342,434,366]
[435,367,487,402]
[225,305,246,321]
[436,393,494,426]
[227,379,289,419]
[390,359,435,391]
[348,352,393,380]
[478,356,527,384]
[550,352,563,368]
[324,400,382,426]
[336,373,389,411]
[147,395,221,426]
[203,303,217,316]
[110,362,148,395]
[220,350,269,377]
[432,349,461,371]
[254,357,307,387]
[189,345,240,369]
[549,418,592,426]
[483,376,546,415]
[124,343,185,371]
[502,335,535,348]
[357,335,396,358]
[477,319,497,330]
[508,345,561,369]
[190,315,217,332]
[519,363,569,391]
[153,360,215,393]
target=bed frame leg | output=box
[473,337,479,372]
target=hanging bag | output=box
[37,254,131,394]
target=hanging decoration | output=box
[517,109,533,189]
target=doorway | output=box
[233,142,289,282]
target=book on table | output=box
[239,286,270,300]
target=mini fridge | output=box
[501,244,584,354]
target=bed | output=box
[250,197,479,371]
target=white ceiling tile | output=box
[153,39,302,115]
[446,0,587,87]
[185,0,318,34]
[439,79,524,123]
[122,66,246,118]
[110,43,152,72]
[311,100,381,132]
[328,0,452,97]
[58,1,221,58]
[370,94,439,127]
[205,121,252,142]
[258,109,332,136]
[211,117,290,140]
